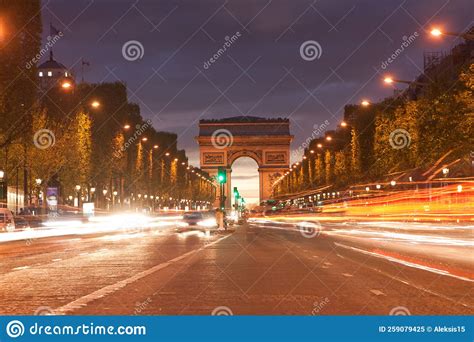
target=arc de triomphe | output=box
[195,116,293,208]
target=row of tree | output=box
[0,0,216,209]
[274,42,473,197]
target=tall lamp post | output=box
[102,189,108,210]
[75,185,81,208]
[0,170,6,208]
[35,178,42,206]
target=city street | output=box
[0,217,472,315]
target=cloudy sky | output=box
[41,0,472,204]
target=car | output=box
[0,209,15,232]
[14,216,30,230]
[182,212,204,226]
[179,212,218,229]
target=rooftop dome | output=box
[38,51,67,70]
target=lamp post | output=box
[0,170,6,208]
[383,76,426,86]
[113,190,118,209]
[102,189,108,210]
[35,178,42,206]
[430,27,474,41]
[75,185,81,208]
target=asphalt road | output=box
[0,220,472,315]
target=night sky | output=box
[40,0,472,203]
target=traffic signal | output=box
[233,187,239,198]
[217,167,227,184]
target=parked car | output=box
[0,209,15,232]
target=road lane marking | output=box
[342,273,353,277]
[335,242,474,282]
[12,266,29,271]
[369,289,385,296]
[54,234,232,315]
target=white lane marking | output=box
[335,242,474,283]
[342,273,353,277]
[52,258,62,262]
[370,289,385,296]
[12,266,30,271]
[54,234,232,315]
[338,247,472,308]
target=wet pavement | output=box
[0,222,472,315]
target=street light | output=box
[430,28,442,37]
[384,76,425,86]
[91,100,100,108]
[325,136,332,141]
[153,144,159,149]
[0,170,4,179]
[317,143,323,148]
[35,178,42,185]
[142,137,148,142]
[123,124,131,130]
[429,27,474,41]
[361,100,370,107]
[61,80,73,89]
[75,185,81,208]
[390,180,396,187]
[340,121,348,127]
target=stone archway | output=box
[195,116,293,208]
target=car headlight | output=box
[197,218,217,227]
[177,222,189,227]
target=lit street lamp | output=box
[361,99,370,107]
[429,27,474,41]
[91,100,100,108]
[384,76,426,86]
[75,185,81,208]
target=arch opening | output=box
[230,157,259,207]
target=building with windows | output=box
[37,50,74,92]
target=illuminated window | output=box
[39,71,43,77]
[47,71,52,77]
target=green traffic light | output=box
[217,167,226,184]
